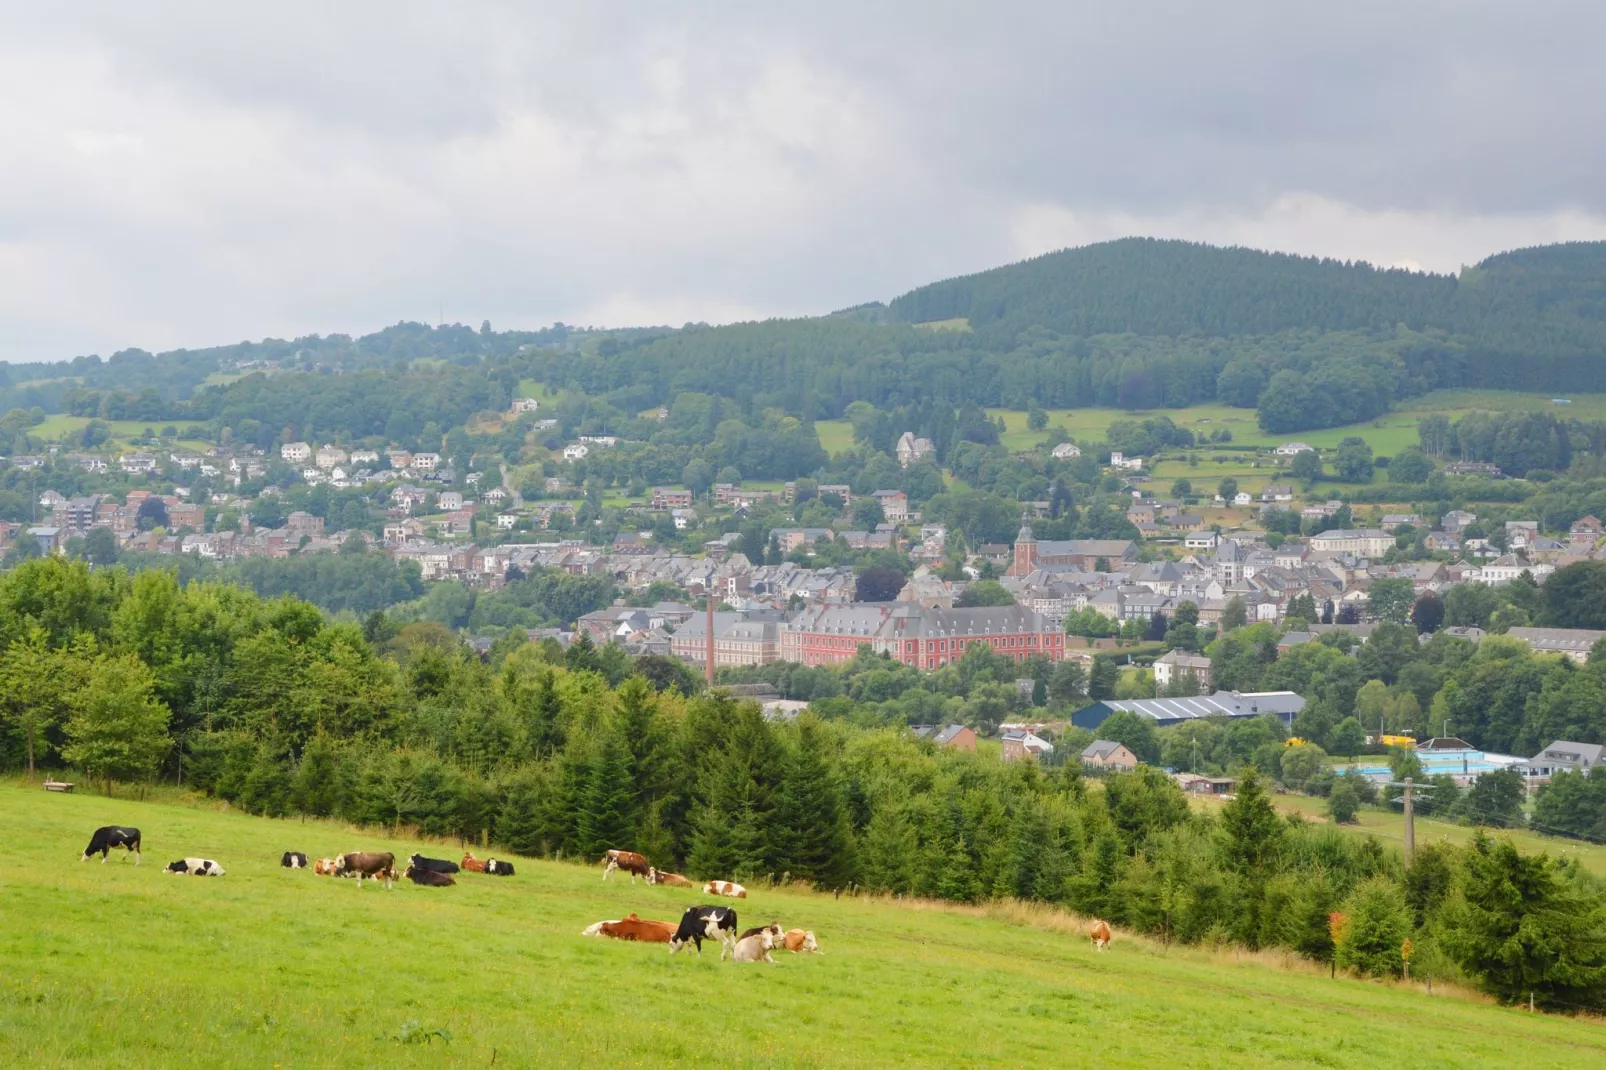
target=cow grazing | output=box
[81,826,141,865]
[281,851,309,869]
[461,852,487,873]
[782,929,822,954]
[313,857,340,876]
[703,879,747,899]
[669,905,738,958]
[732,928,778,964]
[1088,919,1112,952]
[597,913,676,944]
[602,849,650,882]
[408,853,459,875]
[165,858,225,876]
[403,864,455,887]
[335,851,396,888]
[647,867,693,888]
[484,858,515,876]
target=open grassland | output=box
[814,419,856,455]
[4,784,1604,1068]
[29,415,213,452]
[1190,792,1606,880]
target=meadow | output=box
[4,783,1604,1068]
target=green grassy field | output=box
[5,783,1604,1067]
[815,419,855,455]
[1193,792,1606,880]
[29,415,213,453]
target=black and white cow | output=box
[81,826,141,864]
[165,857,226,876]
[281,851,309,869]
[407,853,460,875]
[485,858,515,876]
[669,905,739,959]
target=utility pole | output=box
[1402,776,1415,863]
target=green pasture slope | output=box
[4,786,1604,1068]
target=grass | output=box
[29,415,213,452]
[815,419,856,455]
[5,783,1605,1067]
[1191,791,1606,880]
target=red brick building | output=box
[781,603,1065,669]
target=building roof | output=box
[912,723,970,745]
[1093,690,1305,723]
[1506,627,1606,656]
[1082,739,1130,759]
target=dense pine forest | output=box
[6,238,1606,436]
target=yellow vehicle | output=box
[1285,737,1310,747]
[1381,734,1417,749]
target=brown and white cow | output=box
[461,852,488,873]
[313,857,340,876]
[704,879,747,899]
[782,929,822,954]
[646,867,693,888]
[594,913,676,944]
[1088,919,1112,952]
[334,851,396,888]
[732,927,778,964]
[602,849,650,882]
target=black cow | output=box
[281,851,309,869]
[485,858,515,876]
[407,853,459,875]
[670,905,739,959]
[403,864,455,887]
[82,826,141,864]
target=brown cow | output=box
[594,913,676,943]
[461,852,488,873]
[782,929,822,954]
[703,879,747,899]
[603,849,650,882]
[335,851,396,888]
[1088,919,1112,951]
[312,857,340,876]
[647,867,693,888]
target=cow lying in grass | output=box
[403,863,455,887]
[313,858,339,876]
[165,858,225,876]
[732,928,778,964]
[782,929,822,954]
[408,853,459,875]
[281,852,308,869]
[647,867,692,887]
[703,879,746,899]
[582,913,676,943]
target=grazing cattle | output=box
[165,858,225,876]
[732,928,778,964]
[1088,919,1112,952]
[484,858,515,876]
[647,867,693,888]
[597,913,676,943]
[81,826,141,864]
[403,864,455,887]
[669,905,739,958]
[281,851,309,869]
[602,849,650,882]
[703,879,747,899]
[313,857,340,876]
[334,851,396,888]
[408,853,460,875]
[461,852,487,873]
[782,929,822,954]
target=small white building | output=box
[1051,442,1082,460]
[562,443,589,461]
[281,442,312,463]
[1275,442,1314,456]
[510,397,540,414]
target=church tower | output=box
[1012,514,1037,577]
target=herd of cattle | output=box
[78,829,1118,961]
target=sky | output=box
[3,2,1605,363]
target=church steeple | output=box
[1013,511,1037,576]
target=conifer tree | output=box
[579,719,640,857]
[773,719,853,887]
[542,733,594,857]
[240,736,294,817]
[498,776,547,856]
[859,803,917,894]
[291,733,341,818]
[938,834,982,902]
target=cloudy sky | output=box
[4,2,1605,362]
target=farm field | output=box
[29,414,213,452]
[814,419,855,455]
[1190,791,1606,879]
[4,784,1605,1068]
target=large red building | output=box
[780,602,1065,669]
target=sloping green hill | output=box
[5,783,1605,1068]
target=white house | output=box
[315,445,348,470]
[281,442,312,463]
[1233,491,1252,506]
[510,397,540,414]
[1051,442,1082,460]
[1275,442,1314,456]
[562,443,590,461]
[1109,451,1143,471]
[578,435,619,447]
[412,453,441,471]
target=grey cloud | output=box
[1,2,1603,362]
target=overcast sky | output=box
[4,2,1605,363]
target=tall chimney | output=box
[706,593,716,683]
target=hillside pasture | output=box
[29,414,213,451]
[3,783,1604,1067]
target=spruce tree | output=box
[291,733,341,818]
[859,804,917,894]
[938,834,982,902]
[773,720,853,888]
[542,734,595,857]
[498,776,547,856]
[579,720,640,858]
[240,736,294,817]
